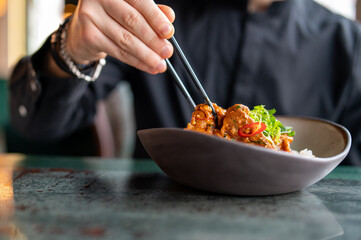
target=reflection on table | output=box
[0,154,361,240]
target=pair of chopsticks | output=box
[166,36,218,125]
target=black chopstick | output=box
[168,36,219,125]
[165,58,196,108]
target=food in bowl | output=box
[186,103,297,152]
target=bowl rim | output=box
[138,116,352,163]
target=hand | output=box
[66,0,175,74]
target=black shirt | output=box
[9,0,361,165]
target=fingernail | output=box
[149,69,157,75]
[160,24,172,37]
[160,45,172,58]
[156,60,166,72]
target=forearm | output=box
[9,37,96,140]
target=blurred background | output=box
[0,0,359,84]
[0,0,359,157]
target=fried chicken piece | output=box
[217,104,276,149]
[186,103,226,135]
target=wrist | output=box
[65,22,93,66]
[50,15,106,82]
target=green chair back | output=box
[0,79,9,127]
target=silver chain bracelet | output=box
[59,17,106,82]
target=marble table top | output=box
[0,154,360,240]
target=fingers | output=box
[124,0,175,39]
[99,0,174,73]
[103,0,173,59]
[94,10,167,73]
[158,4,176,23]
[97,26,161,74]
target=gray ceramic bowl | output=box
[138,116,351,196]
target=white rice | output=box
[292,148,316,158]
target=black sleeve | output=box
[9,36,130,141]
